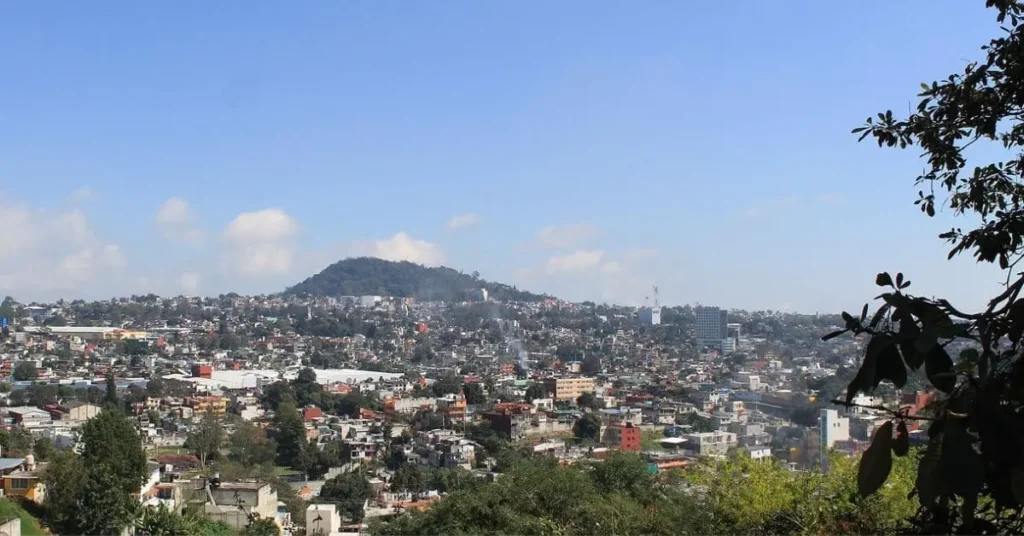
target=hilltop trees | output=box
[833,1,1024,531]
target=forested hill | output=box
[283,257,547,302]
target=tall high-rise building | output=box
[695,306,728,353]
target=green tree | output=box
[431,374,463,397]
[186,412,223,466]
[44,408,148,534]
[369,454,718,536]
[0,427,34,456]
[228,420,278,467]
[320,471,372,523]
[580,355,602,376]
[675,411,716,433]
[12,361,36,382]
[572,413,601,441]
[462,382,486,405]
[121,338,149,356]
[33,436,54,461]
[105,371,119,407]
[523,382,547,403]
[240,517,280,536]
[146,377,166,397]
[392,463,428,493]
[136,504,201,535]
[576,391,601,411]
[838,2,1024,531]
[274,401,306,468]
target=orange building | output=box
[605,423,642,452]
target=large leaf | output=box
[917,439,945,507]
[858,421,894,497]
[893,421,909,456]
[894,309,924,370]
[821,329,847,342]
[1012,465,1024,506]
[941,420,983,497]
[925,345,956,393]
[876,340,907,388]
[1007,300,1024,343]
[845,344,880,403]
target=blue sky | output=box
[0,1,1010,312]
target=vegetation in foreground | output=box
[369,451,917,536]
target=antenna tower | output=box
[652,285,660,308]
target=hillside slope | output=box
[284,257,546,302]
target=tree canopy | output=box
[44,408,149,534]
[284,257,545,302]
[832,1,1024,532]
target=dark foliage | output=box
[836,2,1024,532]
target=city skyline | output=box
[0,2,1008,312]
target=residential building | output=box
[682,431,737,457]
[745,445,772,461]
[2,455,44,504]
[819,409,850,469]
[204,481,279,531]
[604,423,641,452]
[542,377,596,402]
[306,504,343,536]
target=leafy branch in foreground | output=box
[828,1,1024,533]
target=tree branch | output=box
[829,399,937,421]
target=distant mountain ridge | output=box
[284,257,547,302]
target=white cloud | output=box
[537,223,599,249]
[225,208,298,244]
[156,197,192,226]
[99,244,127,268]
[229,245,295,277]
[358,232,446,266]
[0,197,128,299]
[179,272,201,295]
[221,208,299,278]
[156,197,206,245]
[545,249,605,275]
[446,212,481,230]
[601,261,622,275]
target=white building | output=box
[819,409,850,470]
[306,504,344,536]
[745,445,772,461]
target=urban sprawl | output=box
[0,289,932,534]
